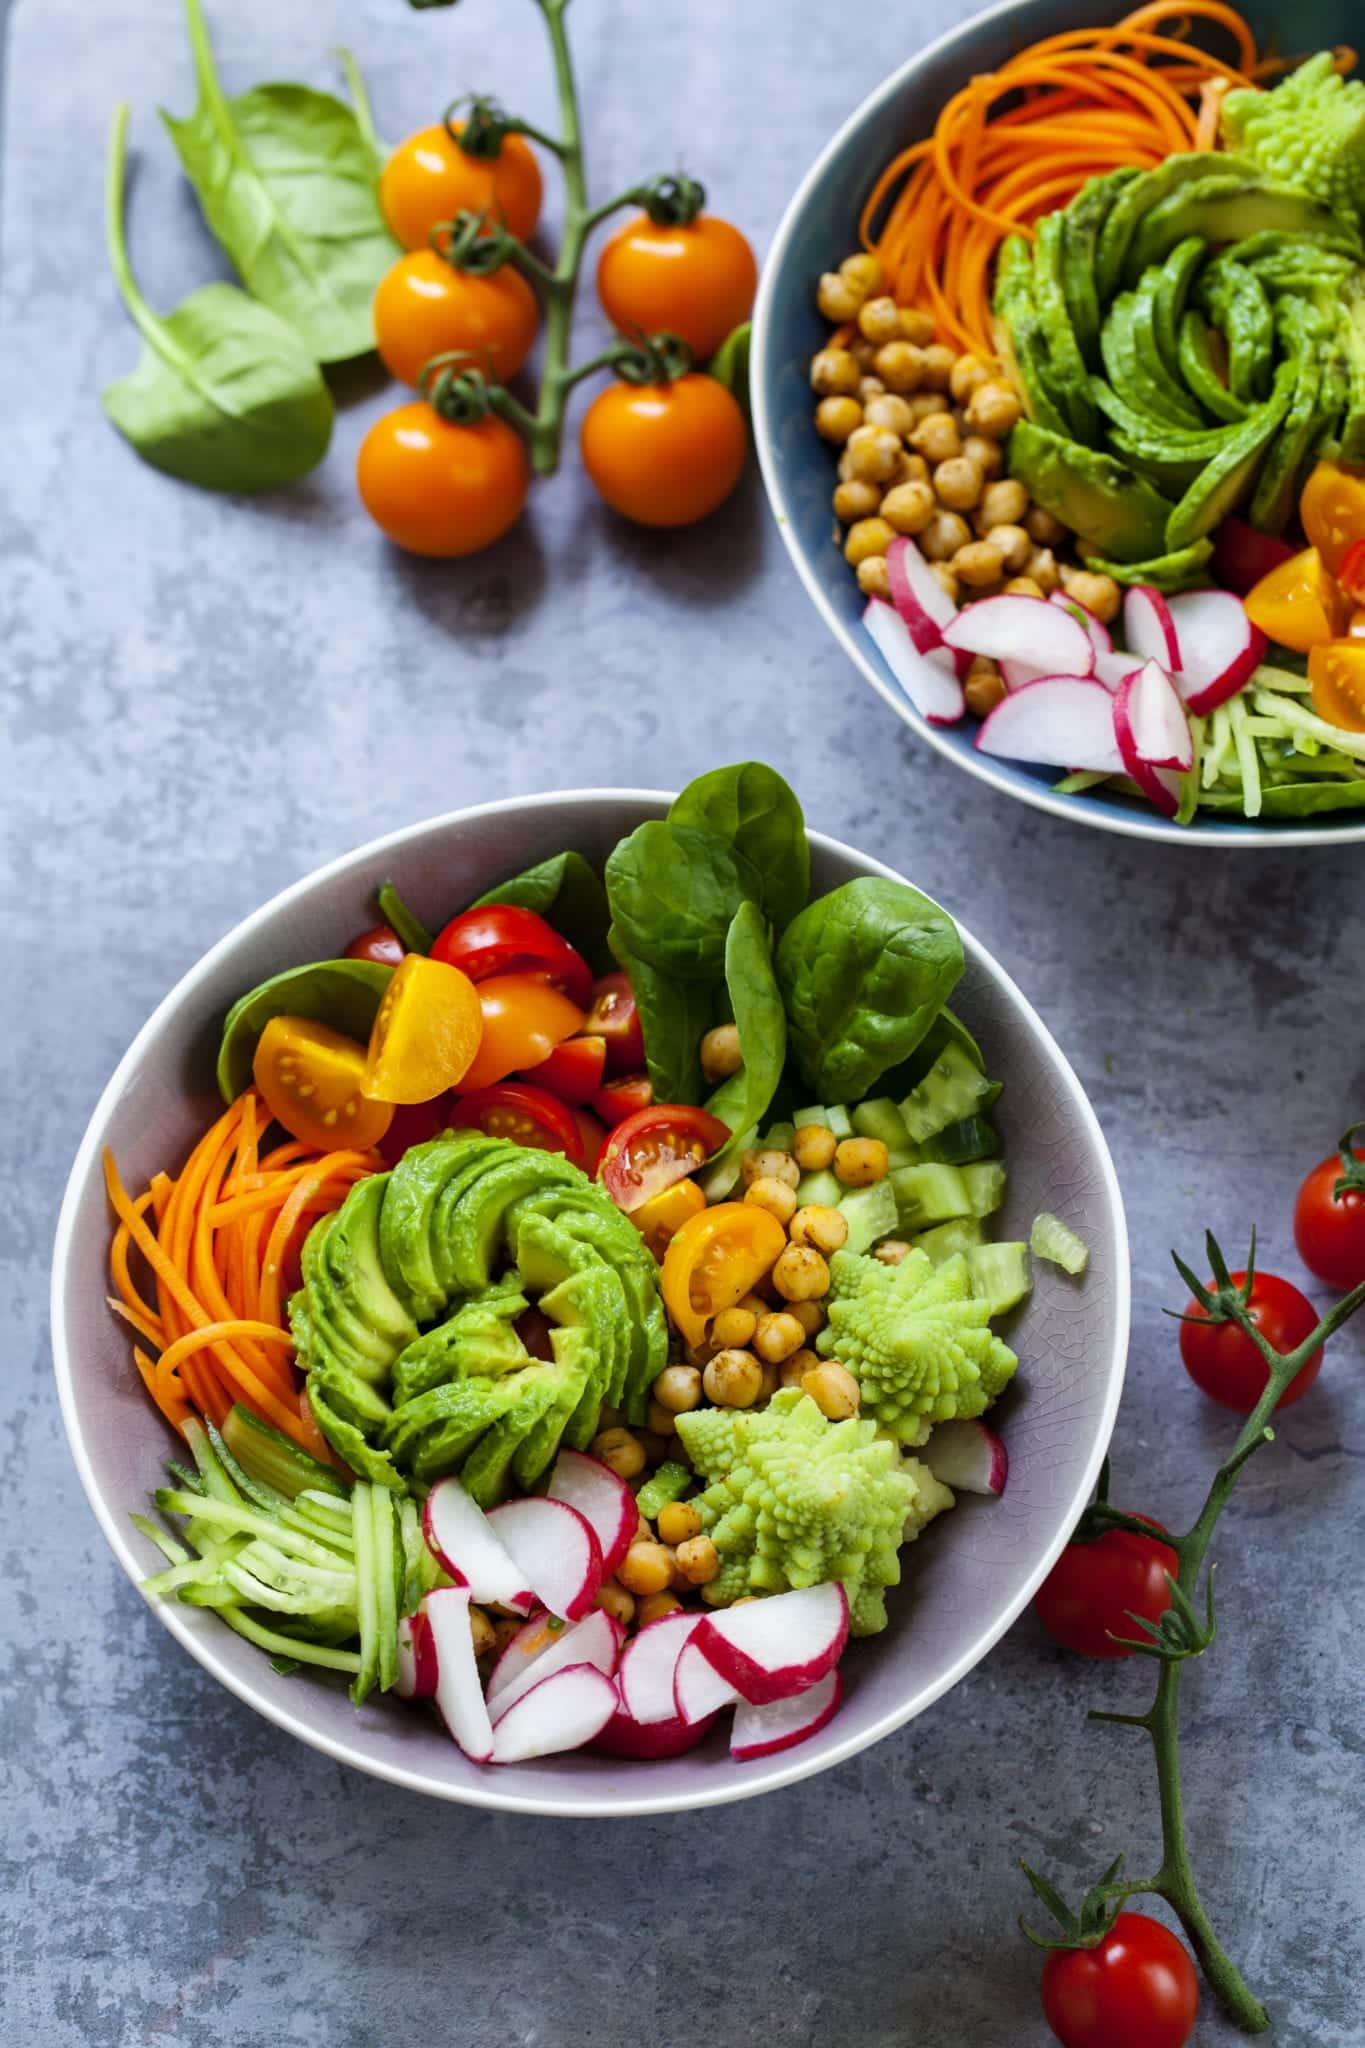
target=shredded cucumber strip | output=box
[218,1605,363,1674]
[1252,690,1365,759]
[1229,697,1263,818]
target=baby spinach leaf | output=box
[217,959,392,1100]
[608,928,713,1106]
[162,0,397,365]
[473,852,612,973]
[668,763,809,931]
[776,877,964,1102]
[377,882,434,956]
[102,104,334,491]
[704,902,786,1165]
[606,822,760,982]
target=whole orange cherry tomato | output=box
[380,120,542,250]
[373,250,539,388]
[581,373,746,528]
[597,212,757,361]
[357,403,529,558]
[1307,639,1365,732]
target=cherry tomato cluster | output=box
[1243,460,1365,732]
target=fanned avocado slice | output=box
[1031,213,1097,441]
[443,1150,589,1295]
[459,1369,569,1508]
[1130,269,1207,429]
[991,236,1071,436]
[306,1386,406,1491]
[1100,291,1204,435]
[507,1187,667,1421]
[391,1282,531,1405]
[1250,313,1329,534]
[321,1175,416,1347]
[1090,376,1243,458]
[1130,180,1346,287]
[304,1340,392,1430]
[381,1372,527,1467]
[1095,153,1255,300]
[1008,419,1174,562]
[1151,237,1205,392]
[1166,357,1298,548]
[298,1213,393,1380]
[1060,169,1140,369]
[539,1262,627,1419]
[1105,432,1205,495]
[380,1133,507,1322]
[1195,258,1274,403]
[1080,539,1214,592]
[514,1328,597,1487]
[1177,311,1250,424]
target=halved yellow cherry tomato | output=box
[361,954,483,1104]
[660,1201,786,1350]
[1307,640,1365,733]
[1300,460,1365,579]
[631,1177,706,1260]
[254,1016,394,1151]
[1243,545,1346,653]
[456,973,586,1094]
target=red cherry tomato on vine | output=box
[447,1082,584,1165]
[380,123,543,250]
[1179,1269,1322,1411]
[1040,1914,1199,2048]
[432,905,592,1007]
[373,250,540,388]
[596,213,757,361]
[580,373,747,529]
[1294,1127,1365,1290]
[598,1103,731,1214]
[357,404,529,559]
[1033,1515,1178,1660]
[584,972,645,1075]
[593,1073,653,1128]
[344,924,405,967]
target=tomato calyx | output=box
[1020,1853,1129,1953]
[1333,1119,1365,1198]
[610,330,695,387]
[444,92,524,162]
[638,171,706,228]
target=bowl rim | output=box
[748,0,1365,851]
[51,786,1130,1817]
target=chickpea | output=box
[657,1500,703,1546]
[855,556,891,599]
[843,424,902,483]
[810,347,861,397]
[872,340,927,393]
[949,352,991,404]
[814,396,863,446]
[839,251,883,295]
[964,665,1007,718]
[653,1363,702,1414]
[753,1311,807,1364]
[849,336,878,370]
[858,373,886,400]
[596,1579,636,1626]
[816,271,864,323]
[801,1361,862,1420]
[964,379,1022,436]
[919,342,958,392]
[929,562,960,605]
[591,1426,646,1479]
[758,1360,780,1401]
[618,1542,676,1597]
[789,1204,849,1254]
[857,295,903,346]
[772,1243,832,1302]
[909,410,962,465]
[906,390,951,424]
[898,307,937,346]
[862,392,916,437]
[788,1298,826,1338]
[963,432,1005,480]
[1025,545,1060,595]
[844,518,894,567]
[638,1591,683,1626]
[933,455,984,512]
[836,447,856,483]
[746,1175,799,1226]
[976,478,1030,530]
[742,1147,800,1189]
[736,1292,770,1319]
[880,478,936,537]
[1025,503,1067,547]
[954,539,1006,590]
[469,1604,497,1658]
[711,1306,757,1351]
[673,1535,721,1587]
[780,1347,822,1389]
[1003,575,1044,598]
[637,1512,654,1542]
[897,450,931,484]
[875,1239,913,1265]
[703,1348,765,1407]
[920,509,973,562]
[646,1399,677,1437]
[699,1022,743,1084]
[833,478,881,523]
[984,522,1031,573]
[1060,565,1122,625]
[793,1122,838,1171]
[834,1136,889,1186]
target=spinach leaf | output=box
[669,763,809,930]
[377,882,434,956]
[102,104,334,491]
[605,822,760,981]
[609,930,713,1106]
[776,877,964,1102]
[162,0,398,365]
[473,852,612,973]
[217,959,392,1100]
[704,902,786,1165]
[1198,780,1365,817]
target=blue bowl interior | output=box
[755,0,1363,844]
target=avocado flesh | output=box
[1008,419,1174,562]
[1177,311,1249,424]
[1128,180,1348,285]
[1031,213,1097,440]
[1080,539,1215,592]
[380,1133,504,1322]
[1103,286,1206,432]
[1151,237,1205,390]
[1249,303,1334,533]
[1061,169,1139,368]
[444,1150,586,1295]
[1096,154,1256,298]
[1195,258,1274,403]
[1166,357,1298,548]
[992,236,1071,436]
[390,1280,530,1404]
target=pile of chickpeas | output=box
[811,251,1122,719]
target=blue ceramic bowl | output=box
[751,0,1365,847]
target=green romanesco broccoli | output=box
[673,1389,953,1635]
[1222,53,1365,232]
[816,1248,1018,1440]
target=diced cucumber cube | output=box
[793,1106,826,1128]
[890,1162,972,1230]
[824,1104,854,1139]
[963,1161,1008,1218]
[760,1121,796,1154]
[850,1097,912,1150]
[1031,1211,1090,1275]
[796,1167,843,1209]
[837,1178,900,1253]
[917,1115,999,1166]
[914,1216,984,1264]
[966,1242,1032,1317]
[899,1043,993,1143]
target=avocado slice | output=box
[443,1150,588,1295]
[539,1263,626,1428]
[1060,169,1140,368]
[383,1372,528,1473]
[1105,430,1206,495]
[516,1328,598,1485]
[1080,538,1214,592]
[306,1385,406,1490]
[1008,419,1175,562]
[1195,257,1274,404]
[1130,179,1346,287]
[1249,307,1330,533]
[1101,288,1205,433]
[459,1368,571,1508]
[991,235,1071,437]
[1095,153,1254,300]
[1031,213,1097,441]
[390,1282,531,1405]
[507,1187,666,1419]
[298,1212,393,1380]
[1165,356,1298,548]
[1151,237,1205,391]
[1177,311,1250,424]
[380,1133,506,1322]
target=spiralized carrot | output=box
[105,1091,377,1451]
[860,3,1357,360]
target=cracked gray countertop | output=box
[1,1,1362,2043]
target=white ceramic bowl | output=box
[52,791,1129,1815]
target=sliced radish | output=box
[1113,658,1193,771]
[976,675,1124,774]
[486,1496,603,1623]
[424,1587,494,1762]
[1122,585,1181,672]
[885,533,958,650]
[999,655,1047,693]
[395,1608,439,1701]
[863,597,965,725]
[488,1608,622,1723]
[730,1667,843,1761]
[1050,588,1114,655]
[943,593,1094,678]
[487,1608,557,1708]
[489,1662,619,1763]
[591,1707,718,1759]
[921,1418,1009,1497]
[423,1477,534,1614]
[691,1582,849,1706]
[619,1609,706,1724]
[546,1450,636,1580]
[1165,588,1266,714]
[1093,647,1136,691]
[674,1635,742,1725]
[1212,515,1295,597]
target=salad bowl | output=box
[52,791,1128,1816]
[751,0,1365,847]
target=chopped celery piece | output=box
[913,1216,984,1264]
[1031,1211,1090,1275]
[637,1462,692,1519]
[963,1161,1008,1218]
[837,1178,900,1252]
[796,1167,842,1209]
[966,1242,1032,1317]
[899,1043,992,1142]
[916,1115,999,1166]
[850,1097,912,1150]
[890,1162,972,1230]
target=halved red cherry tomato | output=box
[1041,1914,1198,2048]
[593,1073,653,1127]
[572,1107,609,1174]
[1178,1269,1322,1411]
[431,905,592,1007]
[631,1176,706,1259]
[457,973,585,1093]
[447,1082,584,1165]
[1294,1124,1365,1291]
[661,1201,787,1349]
[1034,1515,1178,1659]
[376,1093,452,1167]
[344,924,404,967]
[361,953,483,1104]
[585,972,645,1075]
[599,1104,731,1213]
[520,1033,606,1104]
[253,1016,394,1153]
[1339,537,1365,607]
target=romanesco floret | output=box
[816,1248,1017,1439]
[1222,53,1365,231]
[673,1389,952,1635]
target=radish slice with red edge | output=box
[1165,589,1266,714]
[1113,658,1192,771]
[863,598,965,725]
[885,533,958,651]
[423,1587,494,1762]
[674,1636,742,1725]
[1049,588,1114,655]
[976,675,1124,774]
[489,1662,619,1763]
[395,1608,438,1701]
[422,1476,533,1614]
[691,1581,849,1706]
[488,1607,622,1724]
[1112,665,1185,817]
[619,1609,706,1725]
[730,1667,843,1761]
[485,1496,603,1622]
[546,1449,636,1580]
[1092,648,1136,691]
[921,1418,1009,1497]
[999,656,1047,693]
[591,1705,717,1759]
[943,593,1094,677]
[1122,585,1181,671]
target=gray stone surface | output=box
[2,1,1362,2043]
